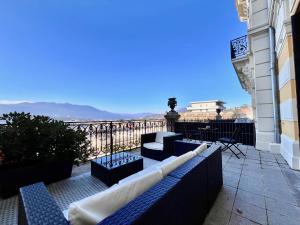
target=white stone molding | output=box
[235,0,250,21]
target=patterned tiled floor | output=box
[1,146,300,225]
[0,150,158,225]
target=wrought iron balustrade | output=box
[175,120,255,146]
[66,120,167,159]
[231,35,249,59]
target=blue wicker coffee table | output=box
[91,152,143,186]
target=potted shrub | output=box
[0,112,91,198]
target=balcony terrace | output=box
[1,145,300,225]
[1,120,300,225]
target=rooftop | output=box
[189,100,226,104]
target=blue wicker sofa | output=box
[141,132,184,161]
[18,144,222,225]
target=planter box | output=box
[0,161,73,198]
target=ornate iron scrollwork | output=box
[66,120,167,158]
[231,35,249,59]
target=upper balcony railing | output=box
[230,35,249,60]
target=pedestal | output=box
[164,111,180,132]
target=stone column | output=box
[247,0,277,152]
[165,111,181,132]
[251,31,276,151]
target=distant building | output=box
[186,100,225,113]
[222,105,253,120]
[180,103,252,121]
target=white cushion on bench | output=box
[160,151,196,177]
[68,169,163,225]
[155,155,177,167]
[118,156,176,184]
[143,142,163,151]
[155,132,175,144]
[118,166,162,184]
[63,209,68,220]
[145,155,177,172]
[193,143,208,155]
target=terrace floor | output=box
[1,145,300,225]
[205,145,300,225]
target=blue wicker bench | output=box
[18,145,222,225]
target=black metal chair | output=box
[218,127,245,159]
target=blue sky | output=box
[0,0,249,113]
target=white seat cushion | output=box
[143,142,163,151]
[160,151,195,177]
[63,209,68,220]
[119,156,177,184]
[155,156,177,167]
[155,132,175,144]
[193,143,208,155]
[147,156,178,171]
[68,169,163,225]
[118,166,161,184]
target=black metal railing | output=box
[174,120,255,146]
[66,120,167,159]
[231,35,249,59]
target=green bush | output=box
[0,112,91,166]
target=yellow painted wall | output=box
[278,35,299,141]
[279,80,297,102]
[281,121,299,141]
[278,36,294,71]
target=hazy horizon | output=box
[0,100,251,115]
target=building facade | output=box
[186,100,225,113]
[232,0,300,169]
[181,104,253,121]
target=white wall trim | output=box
[281,134,300,170]
[269,143,281,154]
[276,19,292,57]
[248,24,270,36]
[290,0,300,15]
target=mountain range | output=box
[0,102,162,121]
